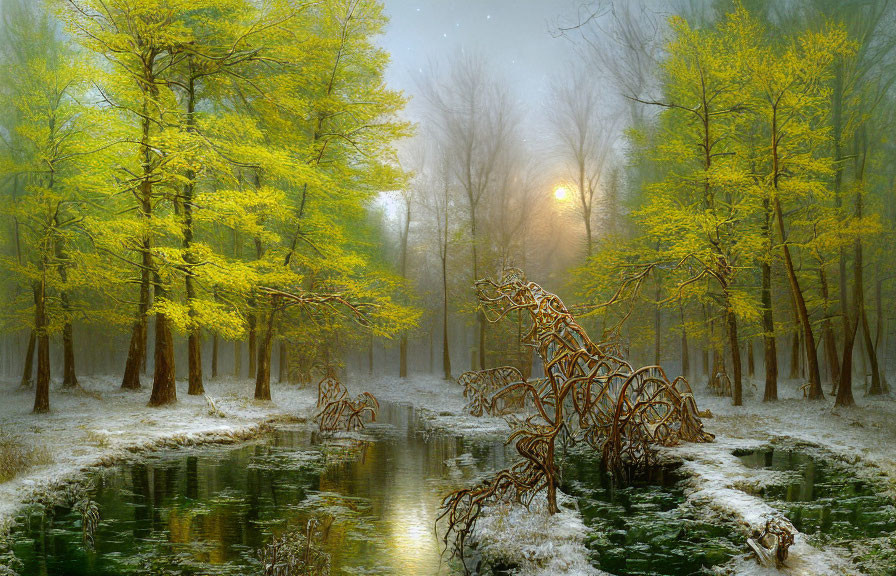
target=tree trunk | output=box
[254,308,275,401]
[149,277,177,406]
[183,75,203,396]
[747,340,755,378]
[862,307,883,395]
[701,304,710,378]
[837,319,858,407]
[680,306,689,377]
[873,268,889,393]
[789,296,800,380]
[122,239,150,390]
[368,335,374,376]
[443,256,452,380]
[278,340,287,384]
[653,279,661,365]
[33,281,50,414]
[61,313,78,389]
[761,198,778,401]
[212,332,218,379]
[122,84,155,390]
[399,196,410,378]
[726,304,742,406]
[21,330,35,388]
[819,267,840,394]
[53,233,78,389]
[773,197,823,399]
[248,312,257,379]
[187,331,203,395]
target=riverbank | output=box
[670,377,896,576]
[0,373,893,576]
[0,376,317,531]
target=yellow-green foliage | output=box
[0,0,419,372]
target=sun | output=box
[554,186,569,200]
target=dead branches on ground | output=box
[314,375,379,433]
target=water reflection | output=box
[10,403,510,575]
[561,449,742,576]
[735,447,896,542]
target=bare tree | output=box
[548,63,618,258]
[417,143,456,379]
[420,53,517,370]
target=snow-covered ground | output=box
[670,377,896,576]
[0,375,317,530]
[0,372,893,576]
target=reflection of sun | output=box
[554,185,569,200]
[389,503,432,571]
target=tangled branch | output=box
[439,268,714,567]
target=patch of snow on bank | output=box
[475,491,608,576]
[350,373,510,436]
[0,375,317,526]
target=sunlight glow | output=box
[554,186,569,201]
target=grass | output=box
[0,428,51,483]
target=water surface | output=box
[561,450,742,576]
[10,403,511,575]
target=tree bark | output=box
[760,196,778,401]
[122,71,156,391]
[20,330,35,388]
[399,335,408,378]
[122,236,151,390]
[443,258,452,380]
[747,339,755,379]
[149,276,177,406]
[726,303,742,406]
[234,340,242,378]
[819,266,840,394]
[33,281,50,413]
[183,72,203,396]
[680,307,689,377]
[54,231,78,389]
[278,340,287,384]
[248,311,257,379]
[773,197,823,399]
[399,195,410,378]
[862,307,883,394]
[653,278,661,366]
[254,307,275,401]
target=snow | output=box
[0,375,317,528]
[0,371,893,576]
[667,377,896,576]
[474,491,609,576]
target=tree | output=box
[421,54,517,371]
[746,17,852,402]
[63,0,206,404]
[632,8,762,406]
[549,63,618,258]
[0,0,101,411]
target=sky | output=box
[378,0,588,124]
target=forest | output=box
[0,1,894,575]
